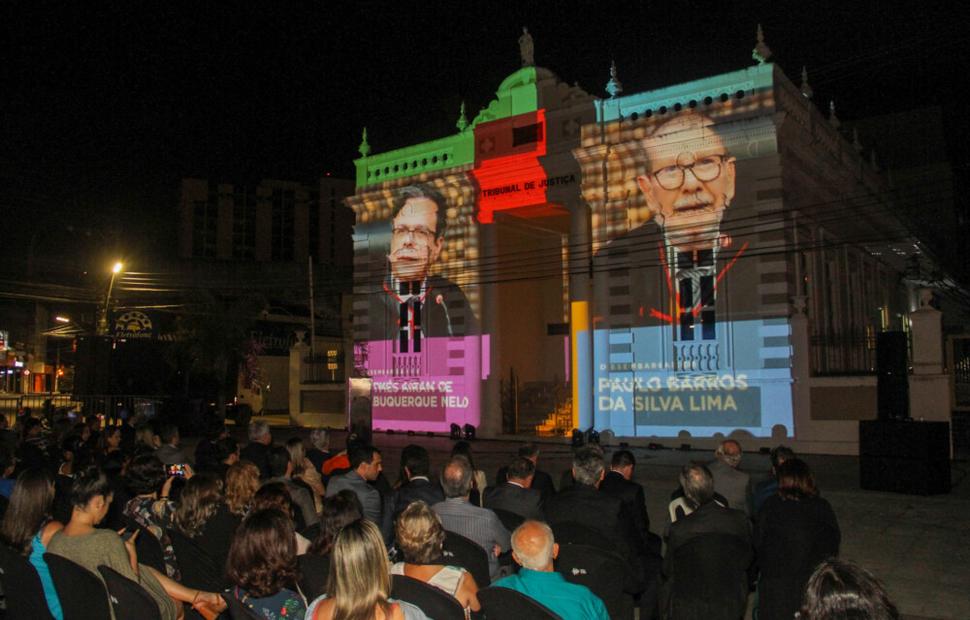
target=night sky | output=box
[3,1,968,274]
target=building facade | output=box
[347,40,959,453]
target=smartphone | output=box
[167,463,187,477]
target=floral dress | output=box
[124,495,180,579]
[229,586,306,620]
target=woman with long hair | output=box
[46,467,225,620]
[308,519,410,620]
[285,436,325,511]
[756,458,841,620]
[225,460,260,517]
[172,472,240,571]
[393,501,480,613]
[299,490,363,600]
[225,508,306,619]
[0,468,64,620]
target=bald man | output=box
[493,521,609,620]
[708,439,751,516]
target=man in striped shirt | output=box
[433,456,510,580]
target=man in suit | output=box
[371,184,477,343]
[664,462,752,619]
[544,445,645,595]
[240,421,273,479]
[708,439,751,516]
[433,456,510,580]
[393,444,444,517]
[327,443,389,538]
[494,442,556,504]
[484,456,544,521]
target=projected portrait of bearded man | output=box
[377,184,477,348]
[628,112,748,336]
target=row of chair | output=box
[0,542,162,620]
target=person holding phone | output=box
[123,454,191,579]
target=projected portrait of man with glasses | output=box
[631,113,748,339]
[378,184,476,347]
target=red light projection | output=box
[471,110,548,223]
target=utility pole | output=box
[308,256,316,359]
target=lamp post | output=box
[97,261,123,336]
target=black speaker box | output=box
[859,420,950,495]
[876,331,909,420]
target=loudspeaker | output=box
[876,331,908,376]
[876,331,909,420]
[859,420,950,495]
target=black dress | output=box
[755,494,841,620]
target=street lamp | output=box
[97,261,124,336]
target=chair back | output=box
[490,507,525,533]
[222,590,264,620]
[390,574,465,620]
[0,543,55,620]
[43,553,111,620]
[97,565,162,620]
[168,528,226,591]
[478,586,562,620]
[297,553,331,602]
[131,525,167,575]
[555,543,634,620]
[549,521,615,551]
[442,531,491,587]
[667,533,751,620]
[668,497,693,523]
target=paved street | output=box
[240,421,970,620]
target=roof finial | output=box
[605,59,623,98]
[358,127,370,157]
[456,101,469,133]
[828,100,840,129]
[519,27,535,67]
[752,23,772,64]
[852,128,863,152]
[800,66,813,99]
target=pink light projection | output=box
[359,335,488,432]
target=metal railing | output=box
[810,330,879,375]
[0,393,166,420]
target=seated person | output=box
[123,454,182,579]
[252,482,311,554]
[307,519,425,620]
[301,490,364,600]
[493,520,609,620]
[171,472,241,575]
[483,456,543,521]
[800,559,899,620]
[0,468,64,619]
[392,501,480,614]
[46,467,225,620]
[226,508,307,619]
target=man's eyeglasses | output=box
[392,225,437,242]
[651,153,731,190]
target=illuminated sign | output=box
[0,330,7,352]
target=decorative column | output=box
[908,288,950,426]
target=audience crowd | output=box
[0,408,900,620]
